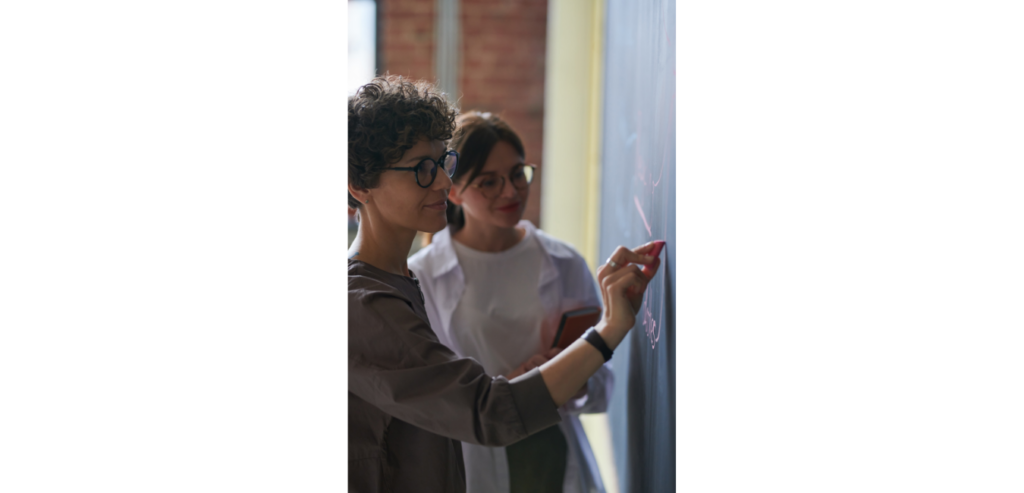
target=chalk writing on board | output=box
[641,289,660,349]
[602,1,675,490]
[634,195,652,236]
[628,116,671,350]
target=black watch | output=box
[582,327,613,362]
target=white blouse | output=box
[449,227,545,376]
[409,220,612,493]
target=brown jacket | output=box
[348,260,562,493]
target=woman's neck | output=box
[452,218,525,253]
[348,211,417,277]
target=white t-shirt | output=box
[450,227,546,376]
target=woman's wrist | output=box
[583,327,614,362]
[594,319,627,351]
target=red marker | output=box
[642,240,666,277]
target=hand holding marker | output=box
[542,240,664,405]
[629,240,664,301]
[597,240,666,331]
[642,240,666,278]
[555,240,665,348]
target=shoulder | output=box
[530,227,599,299]
[348,262,440,364]
[531,226,587,264]
[348,261,414,308]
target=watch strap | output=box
[582,327,613,362]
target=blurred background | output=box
[347,0,605,261]
[347,0,639,490]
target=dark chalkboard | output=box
[599,0,676,491]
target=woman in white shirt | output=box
[409,111,612,493]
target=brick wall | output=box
[379,0,549,226]
[378,0,435,81]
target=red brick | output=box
[381,0,548,222]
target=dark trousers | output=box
[506,424,568,493]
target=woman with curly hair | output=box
[348,75,661,493]
[408,111,611,493]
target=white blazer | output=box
[409,220,612,493]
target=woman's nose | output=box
[499,176,517,197]
[434,168,453,190]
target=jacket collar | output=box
[421,225,462,280]
[416,220,581,346]
[426,220,574,281]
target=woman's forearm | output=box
[539,320,624,406]
[540,241,660,406]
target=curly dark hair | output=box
[348,75,459,209]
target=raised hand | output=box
[536,243,663,407]
[595,242,663,338]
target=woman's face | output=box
[451,140,528,230]
[371,138,452,234]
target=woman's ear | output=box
[447,185,463,206]
[349,182,370,205]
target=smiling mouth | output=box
[425,200,447,210]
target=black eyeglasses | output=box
[468,164,536,199]
[385,150,460,188]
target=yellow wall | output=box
[541,0,605,271]
[542,3,619,492]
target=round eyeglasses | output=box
[386,150,460,188]
[468,164,536,199]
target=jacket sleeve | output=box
[561,251,616,415]
[349,288,563,446]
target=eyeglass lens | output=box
[476,165,534,198]
[416,152,459,187]
[443,152,458,178]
